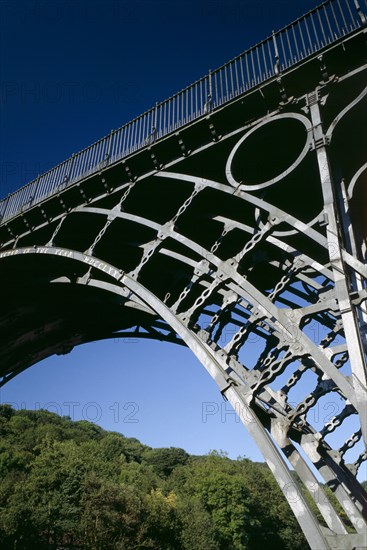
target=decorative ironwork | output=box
[0,1,366,548]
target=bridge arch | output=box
[0,245,346,549]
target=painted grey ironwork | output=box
[0,2,366,549]
[0,0,366,224]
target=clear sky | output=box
[0,0,337,464]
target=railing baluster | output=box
[89,144,97,171]
[198,80,202,116]
[147,110,154,143]
[123,125,130,156]
[304,16,313,52]
[129,118,135,151]
[48,171,55,194]
[38,174,45,199]
[162,101,166,134]
[6,196,12,218]
[292,24,300,61]
[114,131,121,159]
[255,46,261,83]
[323,3,334,40]
[80,147,88,175]
[44,173,51,200]
[346,2,358,29]
[76,149,84,177]
[229,62,234,97]
[103,134,111,164]
[223,65,228,100]
[317,8,327,45]
[82,146,91,173]
[292,25,307,59]
[239,55,245,90]
[140,115,146,147]
[191,84,197,120]
[250,49,256,86]
[47,170,54,194]
[174,94,178,128]
[245,53,250,89]
[60,162,67,185]
[107,130,113,161]
[169,98,172,132]
[337,0,350,29]
[233,61,239,95]
[172,96,177,131]
[37,174,45,200]
[114,129,121,160]
[78,151,85,176]
[6,196,13,218]
[44,172,51,198]
[188,86,191,120]
[133,116,139,149]
[10,193,18,216]
[330,1,342,36]
[132,117,138,149]
[261,42,269,78]
[211,73,216,107]
[120,126,126,156]
[129,122,135,153]
[219,69,224,102]
[71,153,79,181]
[91,144,99,173]
[183,89,187,123]
[120,127,126,156]
[279,31,293,67]
[78,149,85,176]
[0,196,10,221]
[309,12,319,49]
[109,132,116,162]
[98,141,104,170]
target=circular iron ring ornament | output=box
[225,113,313,191]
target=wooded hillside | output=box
[0,404,311,549]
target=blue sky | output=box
[0,0,337,463]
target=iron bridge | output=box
[0,1,367,548]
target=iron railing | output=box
[0,0,366,224]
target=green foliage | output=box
[0,406,311,549]
[142,446,189,478]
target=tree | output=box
[143,447,189,478]
[169,454,252,549]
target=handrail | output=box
[0,0,365,224]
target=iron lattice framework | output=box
[0,1,366,548]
